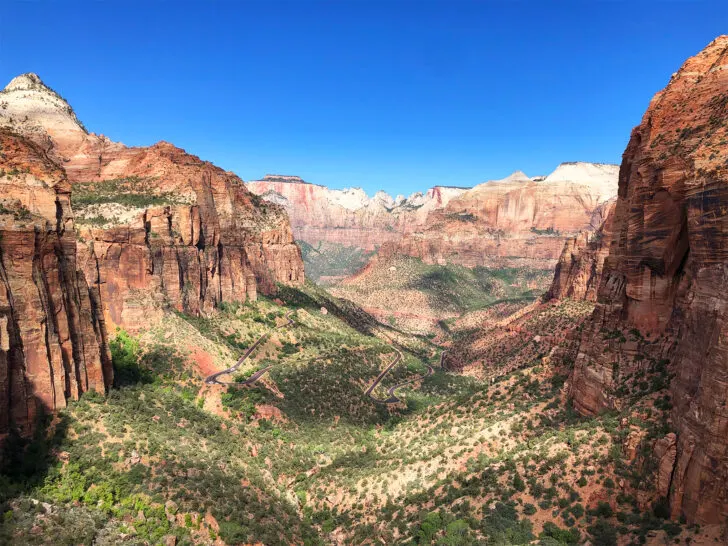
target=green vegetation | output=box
[298,240,375,285]
[71,176,186,210]
[0,283,696,544]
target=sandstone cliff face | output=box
[248,166,618,276]
[395,165,619,269]
[0,74,304,330]
[246,175,467,252]
[0,129,112,437]
[568,37,728,524]
[546,200,616,301]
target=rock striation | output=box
[0,128,112,437]
[0,74,304,330]
[394,164,619,269]
[246,174,468,251]
[567,36,728,524]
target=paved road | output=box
[205,310,446,406]
[204,311,295,386]
[366,349,447,404]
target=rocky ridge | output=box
[393,163,619,269]
[566,36,728,524]
[0,74,304,330]
[248,165,619,278]
[246,174,468,252]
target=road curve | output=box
[204,311,295,386]
[366,349,447,404]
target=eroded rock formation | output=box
[246,174,468,251]
[395,164,619,269]
[0,74,304,330]
[249,166,618,277]
[0,129,112,436]
[568,36,728,524]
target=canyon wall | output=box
[248,166,618,277]
[0,129,112,436]
[0,72,305,436]
[246,175,467,251]
[568,36,728,524]
[0,74,304,331]
[394,165,619,269]
[546,200,616,301]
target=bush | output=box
[587,518,617,546]
[110,329,149,385]
[540,522,580,544]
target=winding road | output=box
[204,308,447,405]
[204,311,295,386]
[366,348,447,404]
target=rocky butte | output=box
[0,73,304,436]
[560,36,728,524]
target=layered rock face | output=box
[568,36,728,524]
[394,165,619,269]
[246,175,468,251]
[0,129,112,436]
[248,166,618,277]
[0,74,304,330]
[546,200,616,301]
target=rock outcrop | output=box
[248,166,618,279]
[0,74,304,330]
[568,36,728,524]
[546,200,616,301]
[0,129,112,437]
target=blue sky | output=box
[1,1,726,195]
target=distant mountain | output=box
[247,164,619,281]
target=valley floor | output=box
[0,284,721,545]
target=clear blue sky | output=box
[1,1,726,195]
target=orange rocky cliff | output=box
[567,36,728,524]
[0,73,304,331]
[0,129,112,437]
[387,165,618,269]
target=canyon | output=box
[247,164,619,281]
[1,34,728,545]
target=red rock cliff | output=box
[0,74,304,330]
[0,129,112,437]
[568,36,728,524]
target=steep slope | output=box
[0,74,304,330]
[568,36,728,524]
[0,128,112,437]
[394,164,619,269]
